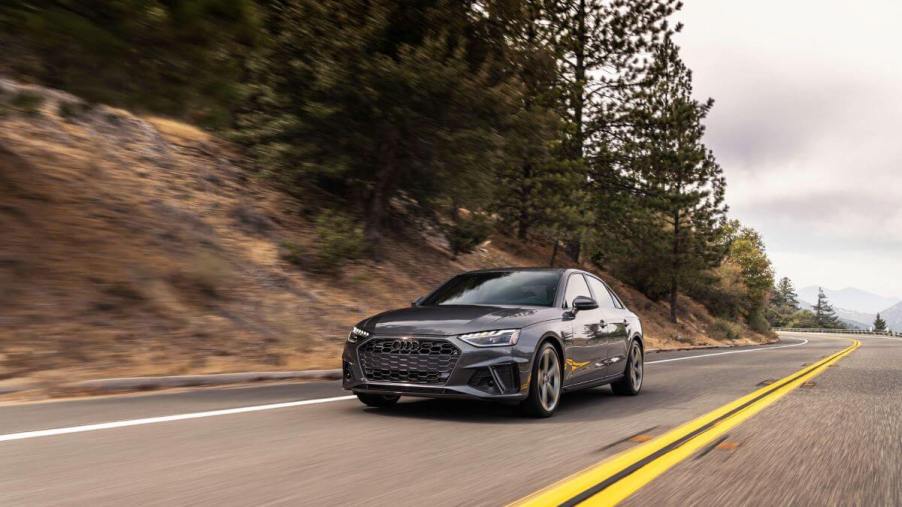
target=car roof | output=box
[462,267,566,274]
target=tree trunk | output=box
[363,132,400,259]
[564,239,581,263]
[363,184,389,259]
[669,209,681,323]
[449,200,460,222]
[517,161,532,240]
[562,0,587,263]
[572,0,586,161]
[549,239,559,267]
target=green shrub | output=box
[786,309,818,328]
[445,215,493,258]
[281,212,364,273]
[58,100,93,120]
[709,318,742,341]
[747,307,771,333]
[685,266,747,320]
[313,210,364,270]
[9,91,45,115]
[279,240,309,268]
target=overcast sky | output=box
[674,1,902,297]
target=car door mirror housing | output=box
[572,296,598,311]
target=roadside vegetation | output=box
[0,1,783,396]
[766,277,846,330]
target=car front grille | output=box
[358,338,461,385]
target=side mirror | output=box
[411,296,424,307]
[572,296,598,312]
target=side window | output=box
[587,276,617,309]
[563,274,592,308]
[604,281,625,309]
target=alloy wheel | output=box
[630,342,643,390]
[537,346,561,412]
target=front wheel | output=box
[520,342,562,418]
[356,393,400,408]
[611,340,643,396]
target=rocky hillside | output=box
[0,79,771,399]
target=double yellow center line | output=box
[512,339,861,507]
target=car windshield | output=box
[422,271,560,307]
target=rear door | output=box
[586,275,630,377]
[561,273,606,385]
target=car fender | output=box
[513,325,566,387]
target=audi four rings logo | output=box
[391,338,420,351]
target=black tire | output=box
[519,342,563,418]
[356,393,400,408]
[611,340,643,396]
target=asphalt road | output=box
[0,332,897,506]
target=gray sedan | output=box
[342,267,644,417]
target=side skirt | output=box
[562,373,624,393]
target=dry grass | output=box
[145,116,211,144]
[0,79,770,400]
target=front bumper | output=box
[342,335,531,402]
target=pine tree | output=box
[491,0,572,245]
[612,38,728,322]
[773,277,800,310]
[555,0,682,260]
[1,0,259,127]
[236,0,512,254]
[874,313,888,332]
[766,276,801,328]
[494,0,681,258]
[814,287,842,328]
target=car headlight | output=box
[459,329,520,347]
[347,326,370,343]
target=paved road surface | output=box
[0,333,897,505]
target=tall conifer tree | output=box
[614,38,728,322]
[814,287,842,328]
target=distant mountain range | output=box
[797,286,902,330]
[797,286,900,314]
[881,301,902,331]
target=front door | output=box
[561,274,606,385]
[586,276,630,377]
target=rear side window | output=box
[586,276,617,309]
[563,274,592,308]
[604,281,625,309]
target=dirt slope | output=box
[0,79,770,398]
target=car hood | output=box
[361,305,559,336]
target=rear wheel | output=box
[611,340,643,396]
[356,393,400,408]
[520,342,562,418]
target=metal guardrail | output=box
[775,328,902,336]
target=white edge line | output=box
[0,395,356,443]
[646,338,809,364]
[0,338,813,443]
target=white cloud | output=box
[675,0,902,296]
